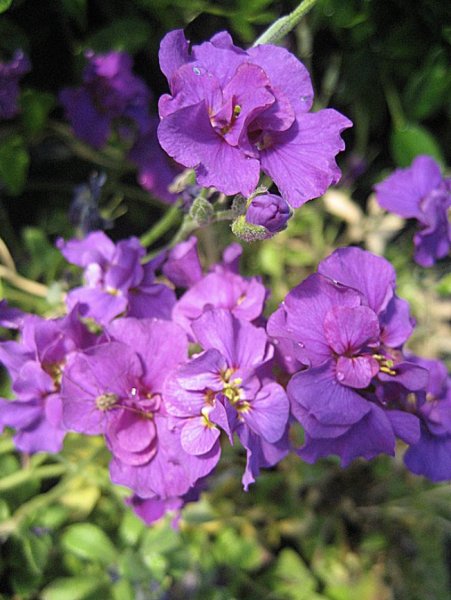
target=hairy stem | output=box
[254,0,318,46]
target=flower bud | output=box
[189,195,214,225]
[246,194,291,234]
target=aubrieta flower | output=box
[403,356,451,481]
[164,309,290,489]
[0,308,95,453]
[375,155,451,267]
[268,247,426,466]
[0,50,30,120]
[57,231,176,326]
[157,30,352,205]
[60,50,151,149]
[61,318,217,501]
[171,241,267,335]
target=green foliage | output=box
[0,135,29,195]
[0,0,12,14]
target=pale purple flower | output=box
[0,50,30,120]
[164,309,290,489]
[172,242,267,335]
[0,308,96,453]
[375,155,451,267]
[268,247,425,466]
[62,318,218,499]
[158,30,352,205]
[60,50,151,149]
[246,193,291,234]
[57,231,176,325]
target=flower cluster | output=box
[375,155,451,267]
[60,50,179,203]
[2,231,450,526]
[268,246,450,481]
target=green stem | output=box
[48,122,125,170]
[382,77,406,129]
[139,203,182,247]
[0,437,14,454]
[0,464,67,493]
[253,0,318,46]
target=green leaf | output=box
[404,53,451,121]
[61,523,118,565]
[41,576,106,600]
[0,0,12,14]
[390,124,444,167]
[84,18,152,53]
[273,549,325,600]
[436,273,451,296]
[21,89,55,137]
[0,134,29,195]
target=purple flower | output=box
[246,193,291,234]
[0,50,30,120]
[157,30,352,205]
[0,308,96,453]
[57,231,176,325]
[60,51,151,149]
[403,357,451,481]
[128,116,181,204]
[375,155,451,267]
[164,309,290,489]
[61,318,218,499]
[172,242,267,335]
[268,247,425,466]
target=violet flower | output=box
[0,50,30,120]
[157,30,352,205]
[165,309,290,489]
[268,247,425,466]
[375,155,451,267]
[172,242,267,335]
[60,50,151,149]
[61,318,218,500]
[403,356,451,481]
[57,231,176,326]
[0,308,96,453]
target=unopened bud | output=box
[189,196,214,225]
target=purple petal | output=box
[259,110,352,208]
[385,410,420,445]
[60,87,111,149]
[158,102,260,196]
[192,309,269,370]
[247,44,314,114]
[318,247,396,315]
[57,231,116,268]
[375,155,442,219]
[66,288,128,325]
[404,428,451,482]
[127,283,176,321]
[172,349,226,392]
[336,355,380,389]
[159,29,191,81]
[106,318,188,393]
[379,296,414,348]
[162,236,203,288]
[281,273,363,367]
[181,417,221,455]
[241,382,289,443]
[323,305,380,355]
[298,403,396,467]
[288,361,371,429]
